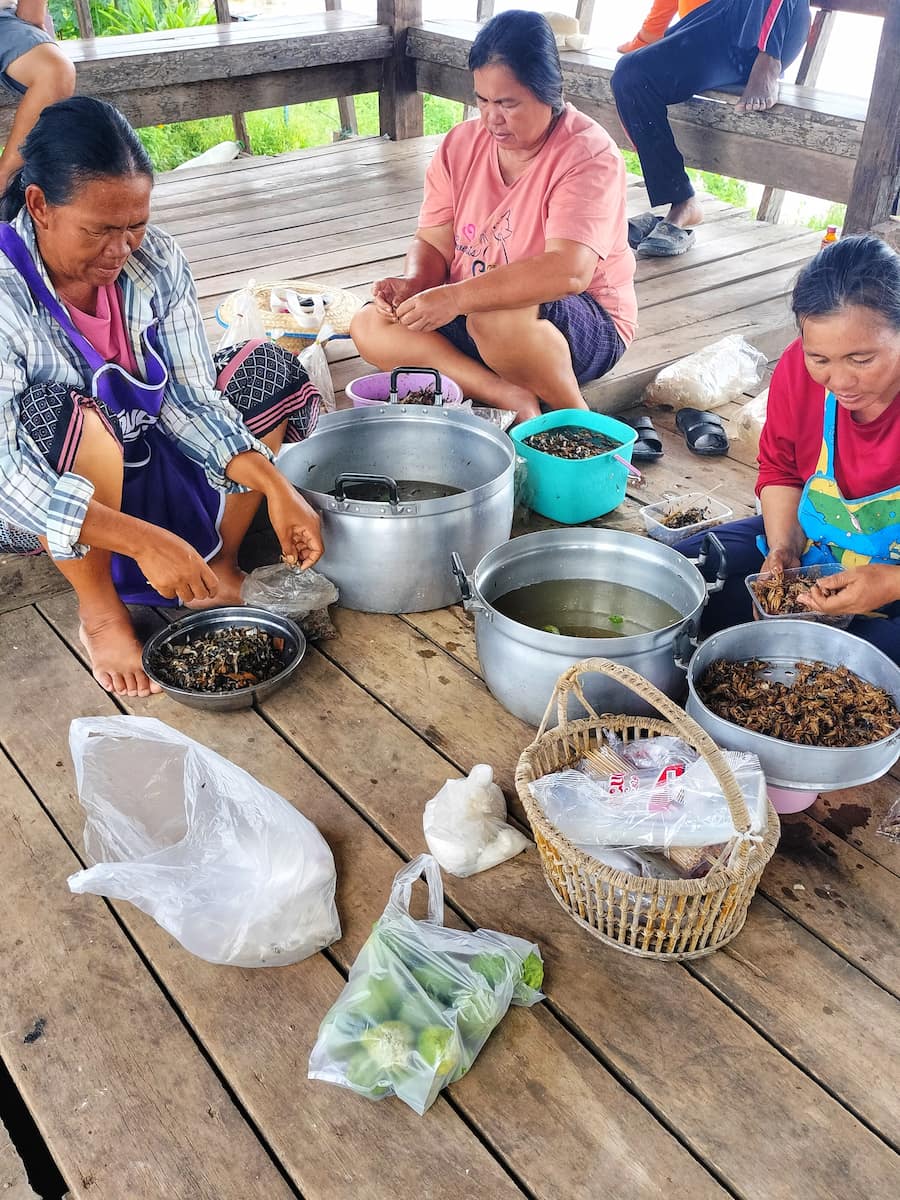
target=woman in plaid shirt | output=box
[0,97,323,698]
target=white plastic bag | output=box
[67,717,341,967]
[732,386,769,459]
[528,749,768,849]
[217,278,267,352]
[299,327,337,414]
[423,764,530,877]
[308,855,543,1114]
[643,334,767,411]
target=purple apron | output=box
[0,223,222,605]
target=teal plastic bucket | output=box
[511,410,637,524]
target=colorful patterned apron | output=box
[0,223,223,606]
[795,390,900,569]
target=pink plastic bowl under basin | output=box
[345,370,463,408]
[767,786,820,814]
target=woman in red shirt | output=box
[677,235,900,663]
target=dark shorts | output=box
[0,339,320,555]
[437,292,626,386]
[0,12,53,97]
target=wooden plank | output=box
[378,0,424,140]
[844,0,900,232]
[322,609,900,1139]
[0,748,296,1200]
[0,1117,38,1200]
[257,646,900,1198]
[0,604,532,1200]
[95,61,385,132]
[812,781,900,876]
[0,553,69,614]
[29,597,726,1200]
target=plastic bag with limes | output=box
[308,854,544,1114]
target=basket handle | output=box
[535,657,754,836]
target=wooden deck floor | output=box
[0,139,898,1200]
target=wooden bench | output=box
[0,12,392,142]
[409,18,864,206]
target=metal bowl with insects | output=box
[142,607,306,711]
[744,563,852,627]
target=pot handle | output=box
[333,472,400,506]
[451,551,473,602]
[695,531,729,595]
[673,622,700,672]
[389,367,444,406]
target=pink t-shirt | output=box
[67,283,139,375]
[419,104,637,344]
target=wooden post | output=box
[843,0,900,233]
[325,0,359,135]
[756,6,836,223]
[575,0,596,33]
[214,0,252,153]
[73,0,95,38]
[378,0,424,140]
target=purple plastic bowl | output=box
[345,369,463,408]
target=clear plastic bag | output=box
[732,386,769,459]
[241,563,338,621]
[308,855,543,1114]
[643,334,767,411]
[423,764,530,877]
[299,327,337,414]
[217,278,267,352]
[877,796,900,843]
[528,748,768,849]
[67,717,340,967]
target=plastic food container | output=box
[510,410,637,524]
[640,493,733,547]
[745,563,852,628]
[345,366,463,408]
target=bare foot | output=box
[186,557,245,610]
[491,382,541,423]
[79,606,161,698]
[736,52,781,114]
[666,197,705,228]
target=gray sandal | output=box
[627,212,662,250]
[637,220,696,258]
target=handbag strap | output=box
[0,222,106,373]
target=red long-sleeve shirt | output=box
[756,338,900,500]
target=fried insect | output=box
[523,426,623,460]
[400,385,437,405]
[659,505,709,529]
[750,570,819,615]
[149,626,284,693]
[697,658,900,748]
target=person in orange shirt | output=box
[617,0,709,54]
[612,0,811,256]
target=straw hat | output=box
[217,278,362,342]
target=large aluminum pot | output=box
[278,404,515,612]
[453,528,726,725]
[686,622,900,790]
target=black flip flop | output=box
[675,408,729,456]
[627,414,664,461]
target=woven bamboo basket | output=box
[515,658,780,960]
[216,279,362,352]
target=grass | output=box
[136,94,464,172]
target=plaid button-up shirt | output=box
[0,210,270,559]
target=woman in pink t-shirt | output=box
[350,10,636,422]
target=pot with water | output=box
[278,404,515,612]
[453,528,726,724]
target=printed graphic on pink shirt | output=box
[456,209,514,273]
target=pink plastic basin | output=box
[345,369,463,408]
[767,786,820,814]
